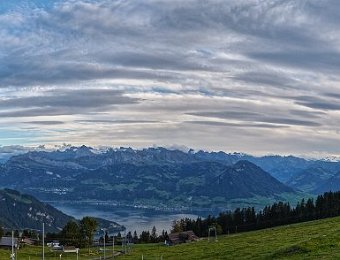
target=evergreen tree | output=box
[80,216,98,253]
[139,231,150,243]
[151,226,157,243]
[60,221,81,247]
[173,191,340,238]
[133,231,138,244]
[171,220,183,233]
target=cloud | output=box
[0,89,139,117]
[23,121,65,125]
[248,52,340,72]
[188,111,321,127]
[234,72,298,90]
[0,0,340,156]
[76,119,159,124]
[294,96,340,111]
[184,120,288,129]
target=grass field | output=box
[0,246,106,260]
[3,216,340,259]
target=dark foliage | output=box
[173,191,340,237]
[46,217,97,248]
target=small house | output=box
[0,237,19,249]
[21,237,35,246]
[167,231,199,245]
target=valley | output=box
[1,146,340,236]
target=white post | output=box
[104,231,106,259]
[124,230,127,254]
[101,228,106,259]
[42,223,45,260]
[11,230,14,260]
[112,235,115,259]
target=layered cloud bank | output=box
[1,0,340,155]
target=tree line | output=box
[172,191,340,237]
[49,221,169,246]
[0,217,169,247]
[97,226,170,245]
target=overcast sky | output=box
[1,0,340,156]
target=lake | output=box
[50,201,201,235]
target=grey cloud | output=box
[0,89,139,117]
[189,111,261,120]
[147,0,334,55]
[306,0,340,26]
[188,111,321,127]
[297,102,340,111]
[3,0,335,88]
[295,95,340,111]
[0,145,31,154]
[23,121,65,125]
[100,51,216,72]
[76,119,159,124]
[0,89,138,108]
[323,92,340,100]
[0,0,340,156]
[248,52,340,72]
[184,120,288,129]
[289,110,325,119]
[263,118,320,127]
[211,88,278,100]
[0,57,181,87]
[234,72,297,90]
[0,108,66,118]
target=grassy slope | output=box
[119,216,340,260]
[2,216,340,259]
[0,246,102,260]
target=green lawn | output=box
[0,245,122,260]
[3,216,340,259]
[119,216,340,260]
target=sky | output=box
[1,0,340,157]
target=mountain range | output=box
[1,146,340,211]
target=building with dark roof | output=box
[167,231,199,245]
[0,237,19,249]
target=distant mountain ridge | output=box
[5,145,340,176]
[2,146,340,209]
[0,146,295,210]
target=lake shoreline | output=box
[48,200,202,234]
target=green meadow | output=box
[3,216,340,259]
